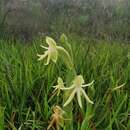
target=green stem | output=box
[63,69,76,130]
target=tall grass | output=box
[0,36,130,130]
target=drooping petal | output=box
[37,51,48,61]
[51,49,58,63]
[61,85,75,90]
[77,88,82,108]
[52,85,58,88]
[57,90,60,96]
[63,88,77,107]
[82,80,94,88]
[81,88,94,104]
[45,54,51,65]
[52,88,57,94]
[40,45,48,49]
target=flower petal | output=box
[52,85,58,88]
[77,88,82,108]
[51,50,58,63]
[40,45,48,49]
[82,80,94,88]
[81,88,94,104]
[37,52,48,61]
[63,88,76,107]
[61,85,75,90]
[46,36,57,46]
[45,54,51,65]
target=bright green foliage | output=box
[0,35,130,130]
[0,106,5,130]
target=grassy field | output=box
[0,35,130,130]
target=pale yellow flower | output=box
[37,37,58,65]
[37,36,73,68]
[52,77,65,96]
[63,75,94,108]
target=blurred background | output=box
[0,0,130,41]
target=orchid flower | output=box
[37,36,73,68]
[37,37,58,65]
[52,77,65,96]
[63,75,94,108]
[47,106,65,130]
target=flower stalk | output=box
[37,35,94,130]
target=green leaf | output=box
[0,106,5,130]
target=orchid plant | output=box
[37,34,94,130]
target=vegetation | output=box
[0,1,130,129]
[0,34,130,130]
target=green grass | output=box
[0,35,130,130]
